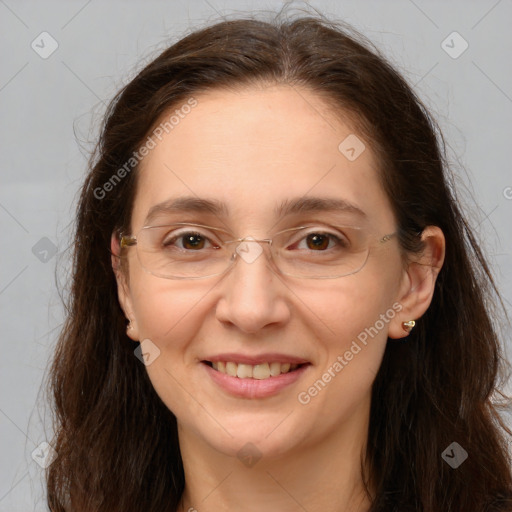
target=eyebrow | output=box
[275,196,366,219]
[144,195,367,224]
[145,196,229,223]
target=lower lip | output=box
[203,362,310,398]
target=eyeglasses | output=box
[119,222,396,280]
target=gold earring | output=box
[402,320,415,333]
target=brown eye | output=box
[163,231,213,251]
[294,231,347,252]
[305,233,330,251]
[181,233,206,250]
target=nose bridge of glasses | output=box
[225,236,274,266]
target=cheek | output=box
[129,276,210,352]
[310,268,400,346]
[129,280,212,415]
[305,273,399,397]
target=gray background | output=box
[1,0,511,509]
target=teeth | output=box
[211,361,301,379]
[226,362,237,377]
[236,364,253,379]
[269,362,281,376]
[253,363,270,380]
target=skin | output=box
[112,84,445,512]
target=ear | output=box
[388,226,445,339]
[111,232,140,341]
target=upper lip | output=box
[203,353,310,365]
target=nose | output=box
[214,239,291,334]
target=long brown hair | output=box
[45,10,512,512]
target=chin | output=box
[182,408,315,462]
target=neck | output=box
[176,400,374,512]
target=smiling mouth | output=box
[202,361,308,379]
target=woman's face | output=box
[115,84,413,459]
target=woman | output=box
[46,12,512,512]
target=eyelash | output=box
[162,228,349,251]
[294,232,349,251]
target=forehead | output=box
[131,84,394,231]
